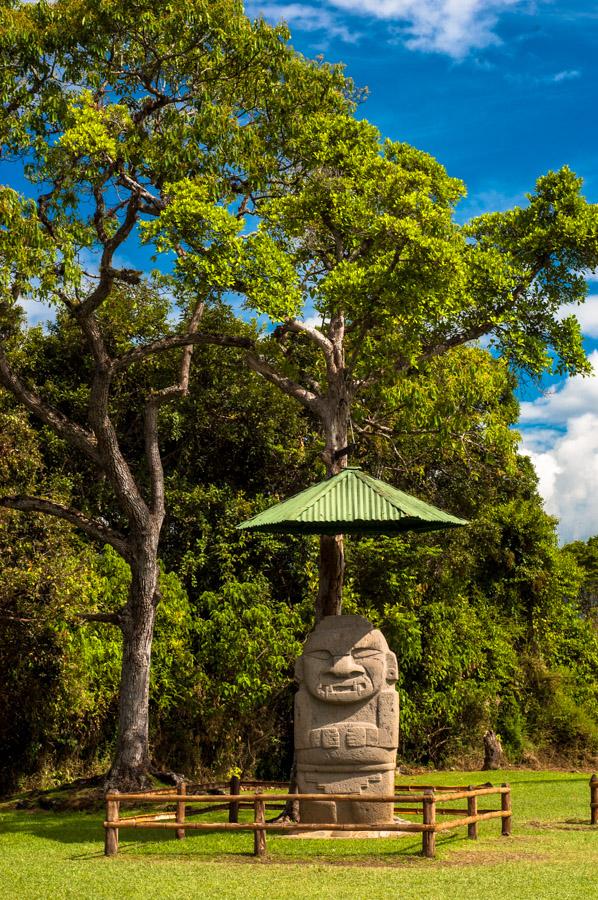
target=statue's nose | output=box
[328,654,364,678]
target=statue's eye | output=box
[353,649,380,660]
[306,650,331,660]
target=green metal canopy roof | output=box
[238,468,468,536]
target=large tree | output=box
[0,0,352,787]
[153,112,598,619]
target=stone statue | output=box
[294,614,399,825]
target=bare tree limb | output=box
[0,495,132,562]
[79,193,142,316]
[144,400,164,516]
[0,348,101,464]
[281,318,335,363]
[246,351,320,411]
[116,169,166,213]
[416,321,493,366]
[144,300,206,514]
[112,331,253,371]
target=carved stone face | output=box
[296,615,397,705]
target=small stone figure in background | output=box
[294,615,399,825]
[483,729,504,770]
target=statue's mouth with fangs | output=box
[318,678,369,700]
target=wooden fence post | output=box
[176,782,186,840]
[590,774,598,826]
[501,783,512,836]
[422,788,436,858]
[467,785,478,840]
[253,790,267,858]
[104,792,120,857]
[229,774,241,824]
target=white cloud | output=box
[560,296,598,339]
[246,3,361,44]
[551,69,581,83]
[249,1,538,58]
[520,351,598,425]
[18,297,56,328]
[301,313,324,329]
[330,0,523,57]
[517,426,563,454]
[522,414,598,543]
[519,351,598,542]
[506,67,583,86]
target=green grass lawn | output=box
[0,770,596,899]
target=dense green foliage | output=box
[1,327,597,792]
[563,535,598,624]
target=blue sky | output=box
[245,1,598,543]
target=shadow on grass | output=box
[0,809,464,864]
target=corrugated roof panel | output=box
[238,468,467,535]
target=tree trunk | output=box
[316,535,344,620]
[107,545,159,791]
[316,373,350,621]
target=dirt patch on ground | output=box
[117,835,549,871]
[528,819,597,831]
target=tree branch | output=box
[144,399,164,516]
[245,352,320,411]
[143,300,209,514]
[79,193,142,316]
[0,614,36,624]
[416,321,492,366]
[0,495,132,563]
[281,318,335,362]
[112,331,253,371]
[416,269,546,368]
[116,169,166,214]
[0,348,101,464]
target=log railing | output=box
[103,781,512,859]
[591,774,598,826]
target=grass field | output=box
[0,770,596,899]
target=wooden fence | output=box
[591,775,597,826]
[104,779,512,859]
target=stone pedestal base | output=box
[297,766,395,825]
[282,823,410,840]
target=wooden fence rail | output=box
[591,774,597,826]
[103,781,511,860]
